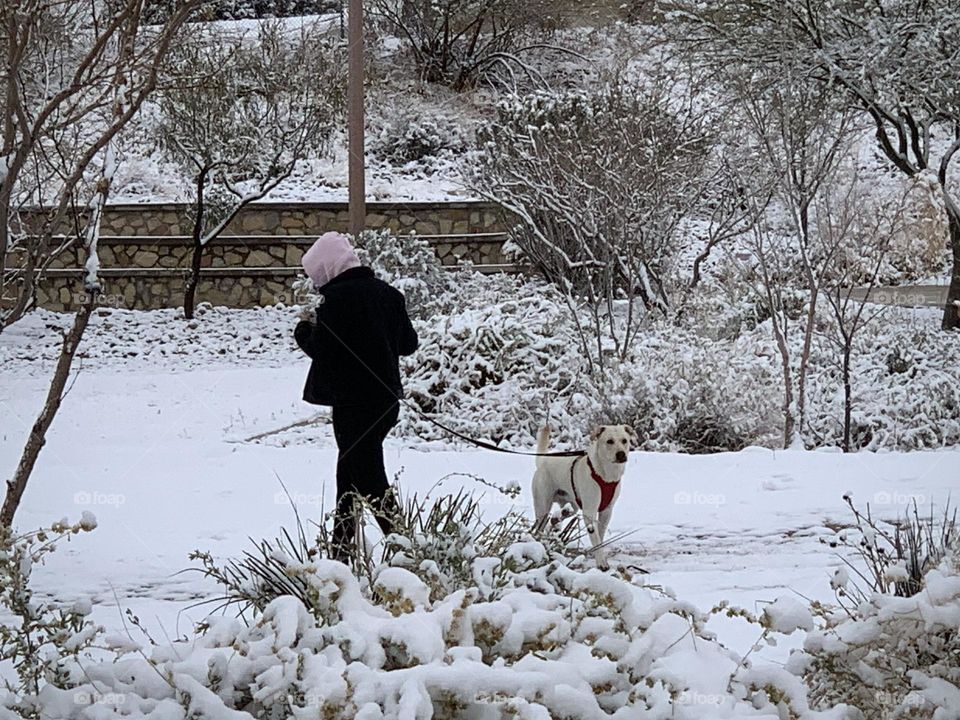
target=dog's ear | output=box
[589,426,605,442]
[623,425,639,447]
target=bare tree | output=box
[735,74,859,447]
[1,0,198,528]
[674,150,769,323]
[673,0,960,330]
[814,173,909,452]
[371,0,569,91]
[468,77,714,371]
[154,20,345,319]
[0,0,196,330]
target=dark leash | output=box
[307,314,585,459]
[400,397,586,458]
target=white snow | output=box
[1,308,957,680]
[762,596,815,634]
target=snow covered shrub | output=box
[380,487,585,601]
[144,0,338,22]
[802,316,960,450]
[371,0,561,90]
[470,78,716,351]
[794,562,960,719]
[24,543,845,719]
[368,111,467,167]
[823,496,957,605]
[593,324,781,452]
[876,172,950,284]
[672,388,750,454]
[780,496,960,718]
[191,484,580,619]
[400,272,595,448]
[0,515,101,700]
[353,229,445,319]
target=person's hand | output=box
[298,306,316,324]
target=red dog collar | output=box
[570,456,620,513]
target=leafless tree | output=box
[154,20,345,319]
[468,77,715,371]
[0,0,196,331]
[672,0,960,330]
[735,75,859,447]
[814,172,908,452]
[1,0,198,528]
[371,0,571,91]
[673,149,770,323]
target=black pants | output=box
[330,400,401,556]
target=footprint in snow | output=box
[761,475,795,491]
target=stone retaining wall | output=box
[35,270,305,311]
[10,201,517,312]
[24,200,506,242]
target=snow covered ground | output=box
[2,308,956,679]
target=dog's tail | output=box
[535,425,551,468]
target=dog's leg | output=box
[598,507,613,543]
[582,511,608,570]
[532,471,553,531]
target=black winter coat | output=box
[294,266,418,406]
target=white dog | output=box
[532,424,637,569]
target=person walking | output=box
[294,232,418,559]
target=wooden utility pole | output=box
[347,0,365,236]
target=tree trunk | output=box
[942,208,960,331]
[182,167,207,320]
[772,322,794,449]
[842,342,852,453]
[182,240,204,320]
[796,284,818,437]
[1,295,96,527]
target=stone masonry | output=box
[13,201,516,312]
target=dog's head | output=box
[589,425,638,465]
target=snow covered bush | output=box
[762,496,960,719]
[471,81,714,337]
[794,555,960,718]
[144,0,338,22]
[802,316,960,450]
[0,515,101,699]
[586,323,780,452]
[400,272,595,448]
[189,485,574,617]
[353,229,445,319]
[371,0,562,90]
[875,173,951,284]
[368,111,468,168]
[822,496,957,606]
[3,531,857,719]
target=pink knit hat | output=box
[301,232,361,287]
